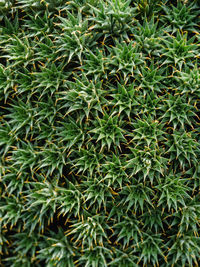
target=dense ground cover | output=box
[0,0,200,266]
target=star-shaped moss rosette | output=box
[0,0,200,266]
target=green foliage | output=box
[107,40,144,82]
[89,112,126,151]
[88,0,136,39]
[0,0,200,266]
[160,31,198,70]
[162,1,199,33]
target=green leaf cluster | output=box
[0,0,200,266]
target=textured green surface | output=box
[0,0,200,266]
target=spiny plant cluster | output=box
[0,0,200,266]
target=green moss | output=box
[0,0,200,266]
